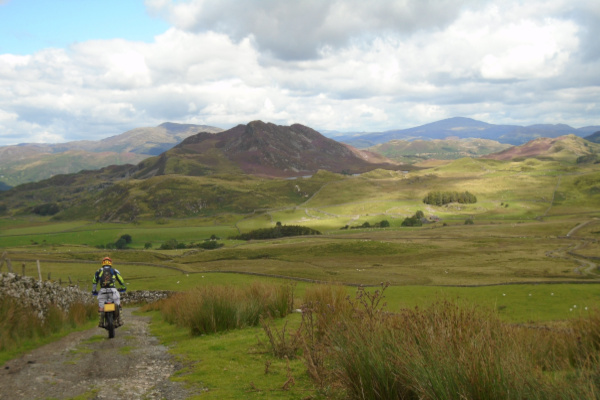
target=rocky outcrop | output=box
[0,273,93,320]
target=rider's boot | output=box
[98,312,104,328]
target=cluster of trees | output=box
[159,236,223,250]
[32,203,60,216]
[401,210,424,227]
[232,223,321,240]
[423,191,477,206]
[341,220,390,230]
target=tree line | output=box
[231,224,321,240]
[422,191,477,206]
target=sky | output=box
[0,0,599,146]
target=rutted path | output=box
[0,308,194,400]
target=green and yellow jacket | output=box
[92,266,125,291]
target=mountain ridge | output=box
[0,123,222,186]
[336,117,600,147]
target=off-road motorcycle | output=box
[93,288,126,339]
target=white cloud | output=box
[146,0,476,60]
[0,0,598,146]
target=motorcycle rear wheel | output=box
[106,312,115,339]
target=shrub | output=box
[296,285,600,399]
[0,297,95,354]
[155,282,294,335]
[401,216,422,227]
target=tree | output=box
[114,238,128,249]
[379,220,390,228]
[120,234,132,244]
[415,210,425,219]
[144,242,152,249]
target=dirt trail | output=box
[0,308,194,400]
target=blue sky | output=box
[0,0,599,145]
[1,0,168,54]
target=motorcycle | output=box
[93,288,126,339]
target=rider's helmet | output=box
[102,257,112,266]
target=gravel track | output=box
[0,308,194,400]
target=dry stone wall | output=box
[0,273,93,320]
[0,273,174,320]
[120,290,174,305]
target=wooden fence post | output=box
[47,272,51,281]
[0,252,6,272]
[22,263,26,276]
[69,276,73,285]
[37,260,42,281]
[6,259,12,273]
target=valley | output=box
[1,121,599,399]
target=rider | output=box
[92,257,126,327]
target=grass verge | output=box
[0,298,97,365]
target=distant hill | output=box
[0,121,409,221]
[0,122,222,186]
[585,131,600,144]
[0,181,11,191]
[482,135,600,162]
[134,120,404,179]
[368,138,511,163]
[335,117,600,147]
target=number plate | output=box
[104,303,116,312]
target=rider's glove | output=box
[92,290,98,295]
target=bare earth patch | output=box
[0,308,194,400]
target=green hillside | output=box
[0,151,148,187]
[1,155,598,227]
[369,138,511,163]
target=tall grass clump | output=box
[0,297,96,356]
[300,284,600,399]
[154,282,294,335]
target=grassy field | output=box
[1,156,599,398]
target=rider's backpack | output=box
[99,267,115,288]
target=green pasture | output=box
[10,255,597,324]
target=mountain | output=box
[585,131,600,144]
[482,134,600,162]
[0,123,222,186]
[335,117,600,147]
[0,121,407,221]
[88,122,223,155]
[0,181,11,191]
[368,138,512,164]
[134,120,404,179]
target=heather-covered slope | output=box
[482,135,600,162]
[135,121,403,179]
